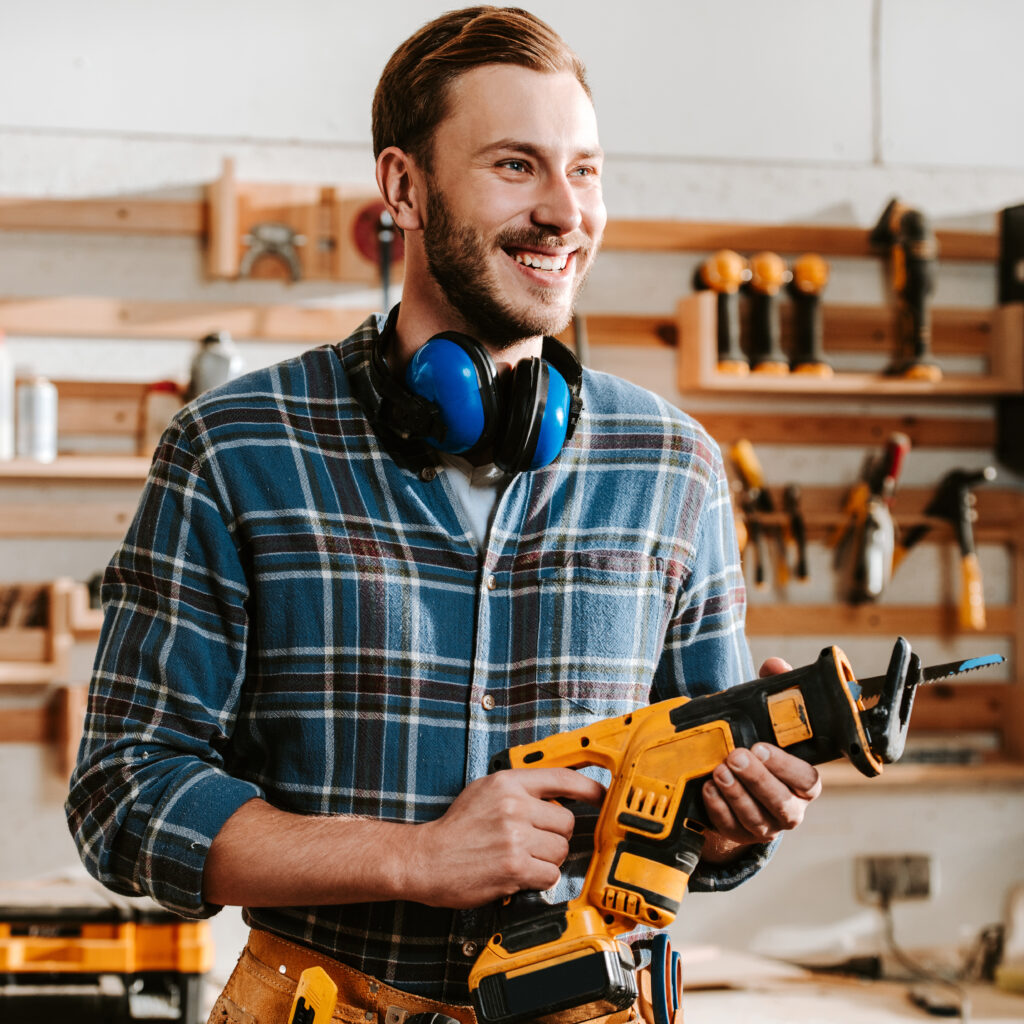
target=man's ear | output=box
[376,147,425,232]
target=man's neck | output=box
[390,289,544,375]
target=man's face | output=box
[418,65,606,349]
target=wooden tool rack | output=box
[0,173,1021,784]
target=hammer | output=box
[894,466,997,630]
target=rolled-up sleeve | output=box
[66,417,263,918]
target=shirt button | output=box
[481,694,496,711]
[486,574,497,591]
[420,465,437,482]
[462,941,478,958]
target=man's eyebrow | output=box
[476,139,604,161]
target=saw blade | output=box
[858,652,1004,696]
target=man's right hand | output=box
[406,767,606,909]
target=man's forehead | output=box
[438,64,600,152]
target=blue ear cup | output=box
[497,359,572,472]
[530,363,571,470]
[404,335,498,453]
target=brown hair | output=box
[372,6,590,168]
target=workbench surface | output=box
[677,947,1024,1024]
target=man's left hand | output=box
[700,657,822,858]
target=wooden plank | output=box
[562,314,676,349]
[909,682,1012,732]
[0,296,374,342]
[0,201,998,261]
[805,305,995,356]
[746,602,1014,635]
[568,307,997,355]
[0,662,60,685]
[0,630,48,662]
[681,366,1019,398]
[59,393,144,437]
[819,759,1024,788]
[0,501,138,538]
[695,411,995,448]
[55,684,88,777]
[51,378,1002,452]
[0,707,50,743]
[733,488,1020,542]
[841,486,1017,525]
[602,219,997,261]
[0,296,1007,360]
[68,583,104,639]
[56,381,174,446]
[207,158,238,278]
[0,198,204,235]
[53,380,151,401]
[991,304,1024,385]
[0,456,151,481]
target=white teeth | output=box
[514,252,569,272]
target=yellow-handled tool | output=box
[693,249,750,375]
[788,253,833,377]
[893,466,997,630]
[288,966,338,1024]
[746,251,790,375]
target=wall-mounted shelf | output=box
[0,581,98,774]
[0,580,100,686]
[0,200,1020,786]
[601,218,999,261]
[0,192,1001,261]
[677,291,1024,398]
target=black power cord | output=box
[878,887,971,1021]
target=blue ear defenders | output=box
[369,312,583,474]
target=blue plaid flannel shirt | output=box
[67,314,765,1000]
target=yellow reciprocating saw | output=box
[468,638,1003,1024]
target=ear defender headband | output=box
[369,312,583,474]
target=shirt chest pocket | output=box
[507,550,673,734]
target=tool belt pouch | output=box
[207,929,478,1024]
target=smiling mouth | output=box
[510,250,571,273]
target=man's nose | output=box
[531,174,583,235]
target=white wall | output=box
[2,0,1023,1000]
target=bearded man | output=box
[67,8,820,1023]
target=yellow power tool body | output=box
[468,639,1002,1024]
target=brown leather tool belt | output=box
[208,928,645,1024]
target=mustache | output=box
[496,226,594,256]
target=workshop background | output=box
[1,0,1023,1013]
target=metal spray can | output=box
[16,376,58,463]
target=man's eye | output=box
[500,159,528,173]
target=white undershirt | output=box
[438,454,508,553]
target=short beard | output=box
[422,179,593,350]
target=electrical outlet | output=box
[856,854,935,903]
